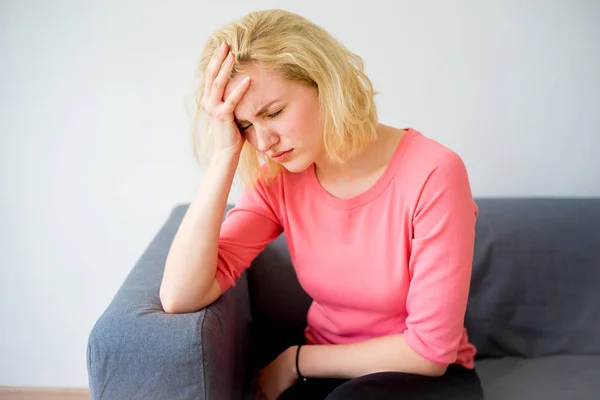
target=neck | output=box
[315,124,402,182]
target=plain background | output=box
[1,0,599,388]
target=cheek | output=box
[293,101,321,133]
[278,110,309,137]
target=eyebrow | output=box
[234,99,281,125]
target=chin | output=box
[279,158,312,174]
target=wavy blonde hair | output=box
[191,9,379,188]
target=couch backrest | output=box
[466,198,600,358]
[246,198,600,364]
[246,233,312,368]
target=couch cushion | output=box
[466,198,600,358]
[475,355,600,400]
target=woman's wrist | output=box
[209,148,240,168]
[288,345,302,381]
[292,345,307,382]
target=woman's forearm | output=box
[160,151,239,313]
[297,333,447,380]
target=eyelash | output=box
[239,109,283,132]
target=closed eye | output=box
[267,109,282,119]
[238,109,283,132]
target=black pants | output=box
[278,364,484,400]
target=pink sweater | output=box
[215,128,478,369]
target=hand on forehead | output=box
[224,64,286,120]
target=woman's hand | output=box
[200,41,251,157]
[255,346,299,400]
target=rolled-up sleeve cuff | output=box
[404,328,455,366]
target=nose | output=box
[254,125,279,153]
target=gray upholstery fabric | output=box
[466,198,600,358]
[87,205,252,400]
[88,198,600,399]
[475,356,600,400]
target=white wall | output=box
[1,0,598,388]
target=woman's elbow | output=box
[160,289,184,314]
[426,363,448,377]
[160,278,221,314]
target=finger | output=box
[222,75,251,113]
[204,41,228,95]
[203,42,229,98]
[211,51,235,103]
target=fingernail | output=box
[220,41,226,49]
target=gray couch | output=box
[87,198,600,399]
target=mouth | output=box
[270,149,294,162]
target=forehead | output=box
[224,64,289,116]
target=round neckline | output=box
[306,128,418,210]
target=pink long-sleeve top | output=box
[215,128,478,369]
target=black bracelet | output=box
[295,345,307,382]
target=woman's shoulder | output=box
[394,128,472,194]
[402,128,464,164]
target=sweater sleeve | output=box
[403,151,478,366]
[215,175,283,293]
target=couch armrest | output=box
[87,204,252,400]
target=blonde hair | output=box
[191,9,379,188]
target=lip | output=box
[270,149,293,162]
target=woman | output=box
[160,9,484,400]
